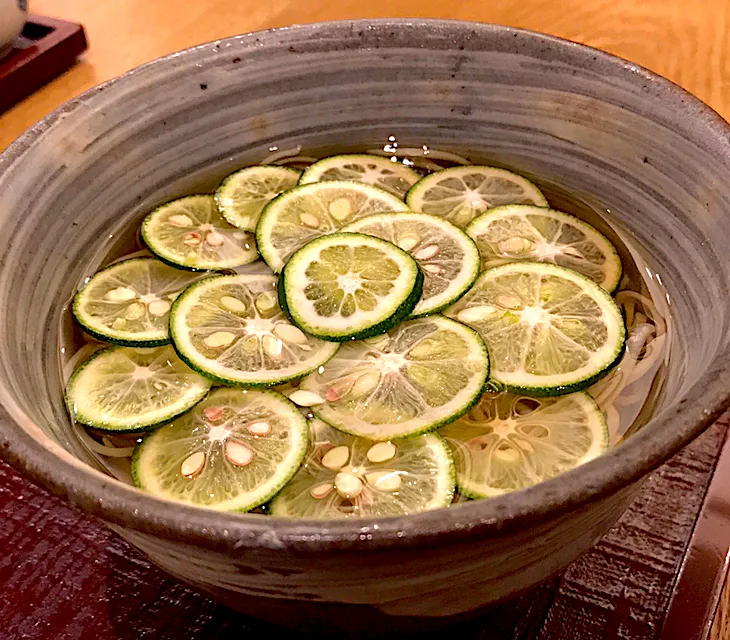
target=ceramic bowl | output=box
[1,19,729,637]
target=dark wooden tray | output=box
[0,15,87,114]
[1,414,727,639]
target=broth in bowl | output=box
[60,144,670,518]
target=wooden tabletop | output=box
[1,0,729,151]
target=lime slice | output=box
[269,418,455,518]
[466,204,622,292]
[440,391,608,498]
[66,345,212,432]
[73,257,206,346]
[169,273,339,386]
[342,212,480,316]
[256,181,407,272]
[141,195,258,270]
[215,165,301,231]
[445,262,625,395]
[280,233,423,341]
[298,154,421,198]
[132,388,308,511]
[406,166,548,228]
[299,316,489,439]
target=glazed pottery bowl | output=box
[1,19,730,636]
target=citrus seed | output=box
[105,286,137,302]
[181,451,206,478]
[247,421,271,436]
[310,482,334,499]
[204,406,224,421]
[497,294,522,309]
[366,442,397,463]
[168,214,194,227]
[499,237,533,254]
[397,234,420,252]
[225,440,255,467]
[367,470,402,492]
[204,331,236,348]
[334,472,363,498]
[322,445,350,470]
[183,232,202,246]
[206,232,225,247]
[273,323,308,344]
[263,334,282,357]
[148,299,171,316]
[328,198,352,221]
[414,245,439,260]
[221,296,247,312]
[456,306,496,323]
[422,264,443,275]
[300,213,321,228]
[288,390,326,406]
[351,371,380,396]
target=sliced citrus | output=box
[342,212,480,316]
[169,273,339,386]
[132,388,308,511]
[255,180,407,272]
[142,195,258,270]
[298,316,489,439]
[215,165,301,231]
[280,233,423,341]
[269,418,455,518]
[299,154,420,198]
[441,391,607,497]
[66,345,211,432]
[466,204,622,292]
[73,257,206,346]
[406,165,548,228]
[445,262,625,395]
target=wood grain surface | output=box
[2,1,730,638]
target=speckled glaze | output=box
[1,19,730,632]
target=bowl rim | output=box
[2,17,730,553]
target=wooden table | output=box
[2,1,730,638]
